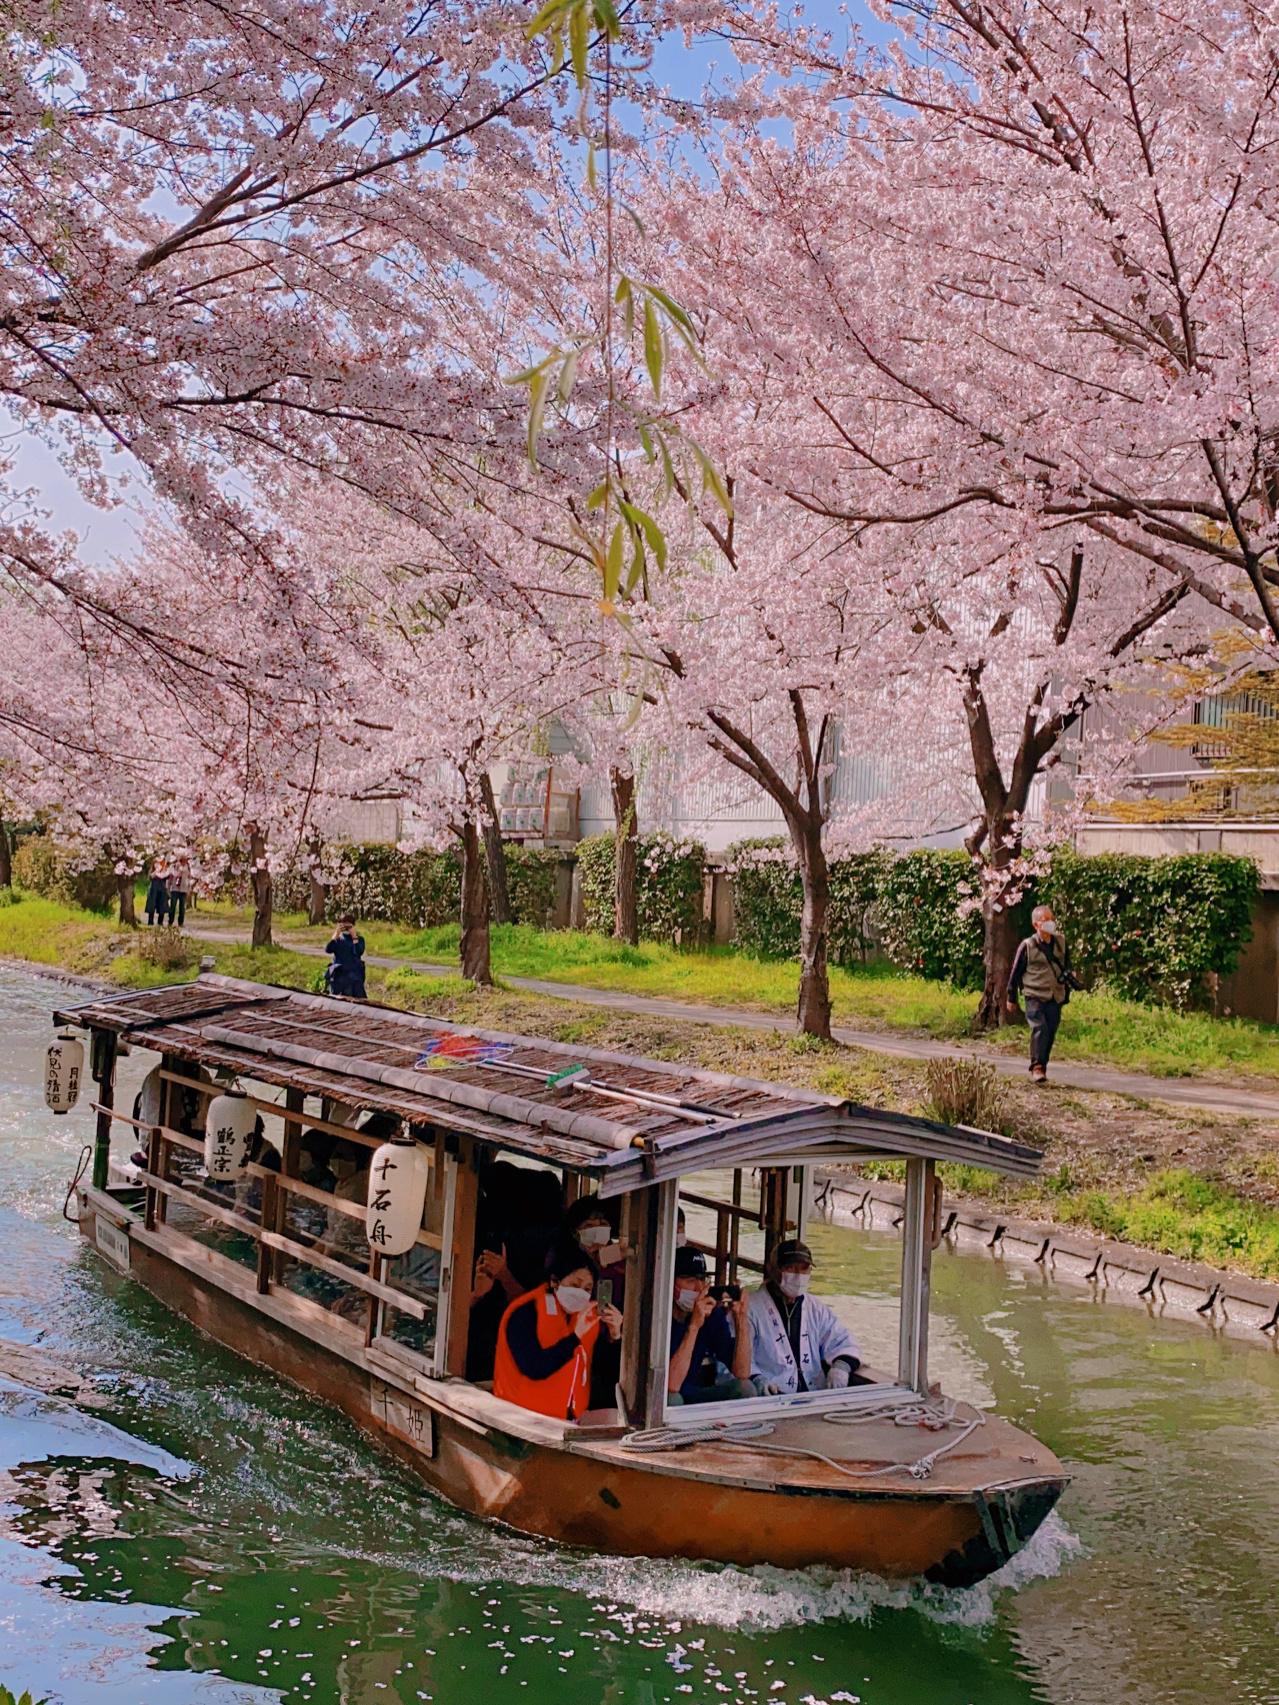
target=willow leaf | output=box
[604,521,625,601]
[527,367,552,466]
[557,347,580,403]
[643,296,663,399]
[569,0,589,88]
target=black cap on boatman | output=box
[771,1238,813,1268]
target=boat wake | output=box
[342,1508,1083,1633]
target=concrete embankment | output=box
[815,1171,1279,1345]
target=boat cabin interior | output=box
[55,974,1044,1440]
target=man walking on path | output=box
[325,914,367,998]
[1006,905,1074,1084]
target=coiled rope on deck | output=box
[620,1394,985,1482]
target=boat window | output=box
[113,1063,448,1355]
[678,1167,773,1287]
[448,1149,567,1386]
[655,1159,937,1428]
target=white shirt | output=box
[747,1285,860,1394]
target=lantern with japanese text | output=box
[45,1031,85,1115]
[204,1091,256,1178]
[366,1134,430,1256]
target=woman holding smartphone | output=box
[493,1238,623,1422]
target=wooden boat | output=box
[53,974,1066,1588]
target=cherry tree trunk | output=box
[976,904,1023,1032]
[972,814,1026,1031]
[0,819,10,890]
[479,773,512,926]
[117,874,137,928]
[792,814,833,1041]
[248,826,273,948]
[459,818,493,985]
[610,767,639,946]
[306,835,327,927]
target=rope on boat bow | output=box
[62,1144,92,1224]
[620,1395,985,1482]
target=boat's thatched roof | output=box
[56,974,1043,1189]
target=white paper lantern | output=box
[366,1137,430,1256]
[204,1091,256,1178]
[45,1031,85,1115]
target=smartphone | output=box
[596,1279,614,1310]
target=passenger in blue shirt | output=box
[667,1248,756,1406]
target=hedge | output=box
[872,850,990,989]
[11,832,119,914]
[577,831,707,943]
[273,841,562,929]
[729,840,885,965]
[504,844,563,928]
[728,838,1258,1007]
[1038,850,1259,1008]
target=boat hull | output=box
[79,1197,1064,1588]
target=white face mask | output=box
[577,1224,610,1249]
[554,1284,591,1316]
[779,1271,810,1299]
[1039,920,1057,936]
[675,1286,700,1313]
[675,1231,687,1248]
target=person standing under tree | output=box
[1006,904,1076,1084]
[144,858,170,927]
[325,914,367,998]
[167,855,194,927]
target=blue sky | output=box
[8,2,882,570]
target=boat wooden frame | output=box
[54,974,1066,1587]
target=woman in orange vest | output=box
[493,1238,623,1421]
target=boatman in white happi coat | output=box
[747,1237,862,1394]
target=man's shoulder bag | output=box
[1036,937,1084,1004]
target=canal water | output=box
[1,965,1276,1705]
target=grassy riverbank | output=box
[185,903,1279,1085]
[6,891,1279,1279]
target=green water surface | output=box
[1,968,1276,1705]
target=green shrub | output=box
[274,843,462,927]
[727,840,802,957]
[274,841,564,930]
[577,831,706,943]
[873,849,987,988]
[1039,850,1259,1009]
[11,832,117,913]
[576,834,617,933]
[0,1688,49,1705]
[728,839,886,964]
[504,844,562,927]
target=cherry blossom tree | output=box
[1,0,691,663]
[719,0,1279,643]
[0,510,348,940]
[282,483,602,983]
[620,8,1259,1023]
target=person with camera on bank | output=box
[667,1247,756,1406]
[324,913,367,998]
[1006,903,1079,1085]
[748,1238,862,1395]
